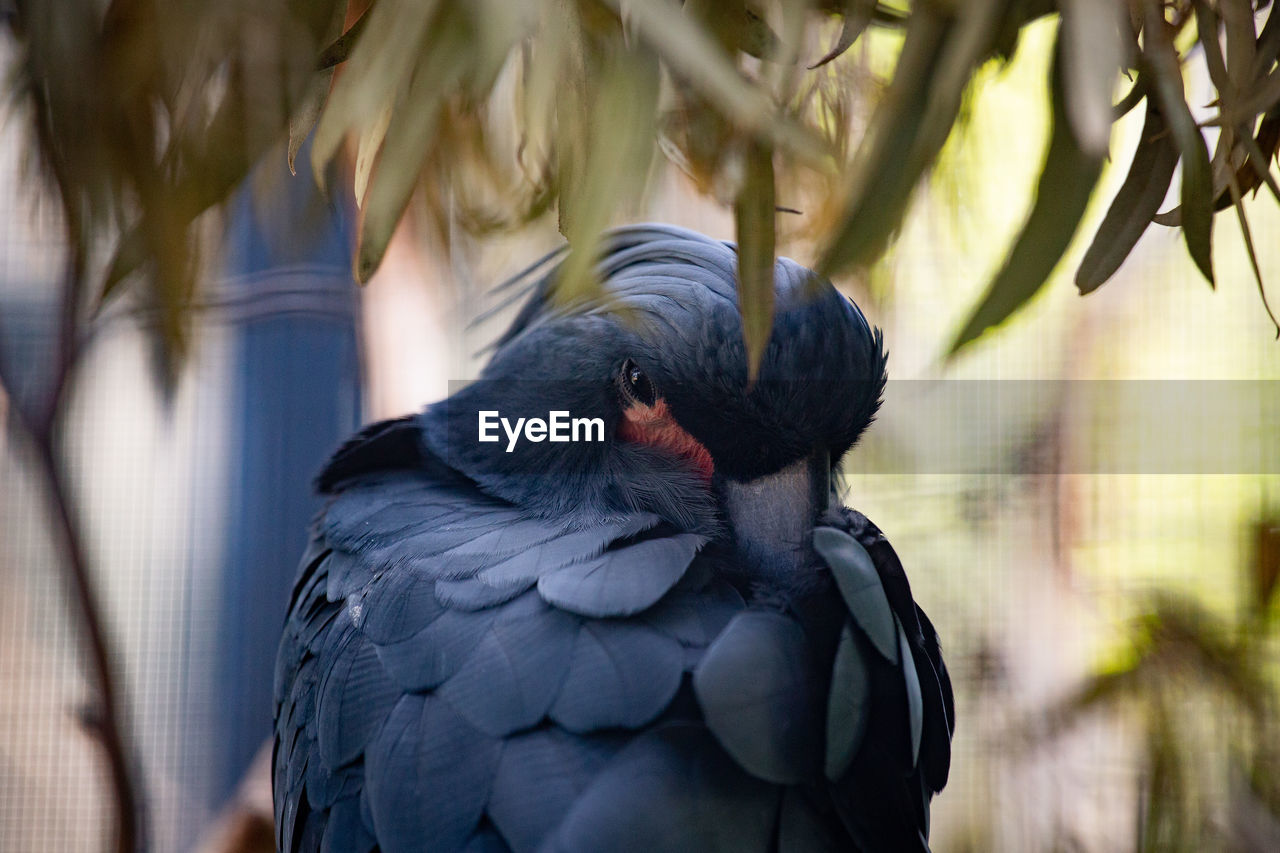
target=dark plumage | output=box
[273,224,953,853]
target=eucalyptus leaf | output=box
[809,0,874,69]
[1075,101,1178,294]
[817,5,952,276]
[950,30,1104,353]
[1059,0,1124,155]
[310,0,441,190]
[608,0,824,164]
[355,8,470,283]
[1142,0,1215,286]
[734,139,777,380]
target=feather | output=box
[474,514,661,588]
[692,610,821,785]
[777,788,842,853]
[358,572,445,644]
[374,606,498,692]
[549,621,683,732]
[486,726,622,852]
[364,694,502,853]
[434,576,532,611]
[546,724,780,853]
[537,533,704,618]
[325,549,375,601]
[437,594,579,736]
[898,618,924,769]
[316,632,402,768]
[319,794,377,853]
[813,526,898,662]
[824,625,871,781]
[641,577,744,649]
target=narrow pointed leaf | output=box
[817,7,951,275]
[607,0,823,164]
[734,139,776,380]
[288,68,335,176]
[310,0,441,190]
[809,0,874,69]
[355,11,469,283]
[951,34,1104,352]
[1075,101,1178,293]
[1060,0,1124,155]
[1143,0,1215,286]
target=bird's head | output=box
[422,225,886,579]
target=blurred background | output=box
[2,3,1279,852]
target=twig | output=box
[0,27,148,848]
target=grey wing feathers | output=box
[812,515,955,852]
[275,419,952,853]
[274,436,716,852]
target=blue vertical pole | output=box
[212,143,362,806]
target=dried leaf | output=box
[950,29,1104,353]
[310,0,441,190]
[318,2,375,70]
[354,103,393,208]
[1076,100,1178,293]
[734,139,776,380]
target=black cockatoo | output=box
[273,224,954,852]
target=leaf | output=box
[310,0,441,190]
[950,31,1104,352]
[317,2,375,70]
[554,37,661,304]
[288,68,334,176]
[734,139,776,380]
[817,6,952,275]
[355,8,469,283]
[608,0,824,164]
[1252,520,1280,612]
[1076,100,1178,293]
[288,0,348,175]
[353,103,392,208]
[1143,0,1215,286]
[1225,163,1280,336]
[1060,0,1124,155]
[809,0,874,69]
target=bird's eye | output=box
[618,359,657,407]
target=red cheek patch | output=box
[617,398,715,482]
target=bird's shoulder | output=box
[275,418,756,852]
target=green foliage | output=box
[7,0,1280,376]
[1034,519,1280,849]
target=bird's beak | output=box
[718,449,831,577]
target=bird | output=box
[272,223,954,853]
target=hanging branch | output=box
[0,52,147,853]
